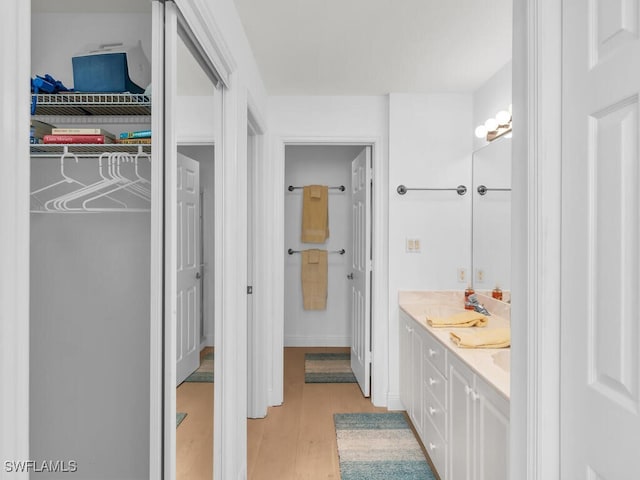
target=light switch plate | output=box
[406,237,421,253]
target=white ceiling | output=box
[233,0,512,95]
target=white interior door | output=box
[350,146,371,397]
[561,1,640,478]
[176,153,201,385]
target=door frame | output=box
[246,99,268,419]
[0,0,30,472]
[266,136,388,408]
[511,0,562,478]
[157,1,240,480]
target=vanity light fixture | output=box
[475,104,512,142]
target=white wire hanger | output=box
[31,151,151,213]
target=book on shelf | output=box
[119,129,152,139]
[42,134,115,144]
[116,137,152,145]
[30,136,43,144]
[51,127,115,139]
[30,119,55,139]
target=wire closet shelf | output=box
[31,93,151,116]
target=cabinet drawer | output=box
[423,331,447,378]
[424,359,447,411]
[423,411,447,479]
[424,387,446,440]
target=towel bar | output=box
[396,184,467,196]
[476,185,511,196]
[288,185,345,192]
[288,248,345,255]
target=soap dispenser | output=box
[464,285,475,310]
[492,285,503,301]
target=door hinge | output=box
[247,286,253,294]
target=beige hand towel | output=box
[302,185,329,243]
[449,327,510,349]
[427,310,488,328]
[301,249,328,310]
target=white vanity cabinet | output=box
[422,322,449,478]
[399,308,509,480]
[399,311,425,439]
[448,354,509,480]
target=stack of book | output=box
[30,120,55,144]
[118,129,152,145]
[43,127,116,144]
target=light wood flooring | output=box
[247,347,388,480]
[177,346,435,480]
[177,347,214,480]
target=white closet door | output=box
[176,153,201,385]
[561,0,640,478]
[350,147,372,397]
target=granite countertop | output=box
[399,291,510,399]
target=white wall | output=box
[472,60,513,151]
[268,96,388,137]
[284,145,364,346]
[30,213,150,480]
[387,93,473,405]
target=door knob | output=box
[196,272,202,279]
[347,273,354,280]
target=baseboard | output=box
[267,387,282,407]
[200,335,214,349]
[386,392,405,411]
[284,335,351,347]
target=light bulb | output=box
[496,110,511,125]
[484,118,499,132]
[475,125,488,138]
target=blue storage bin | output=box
[72,42,150,94]
[72,53,143,93]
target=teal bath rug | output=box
[176,412,187,427]
[304,353,356,383]
[185,351,214,383]
[334,412,436,480]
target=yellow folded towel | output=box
[301,249,328,310]
[427,310,488,328]
[308,250,320,264]
[302,185,329,243]
[449,327,510,349]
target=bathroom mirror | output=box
[472,136,512,293]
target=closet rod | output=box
[288,248,346,255]
[287,185,345,192]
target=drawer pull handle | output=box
[429,348,436,357]
[429,407,437,415]
[429,442,436,451]
[429,377,437,386]
[465,385,473,395]
[472,391,480,401]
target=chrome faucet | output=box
[466,294,491,316]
